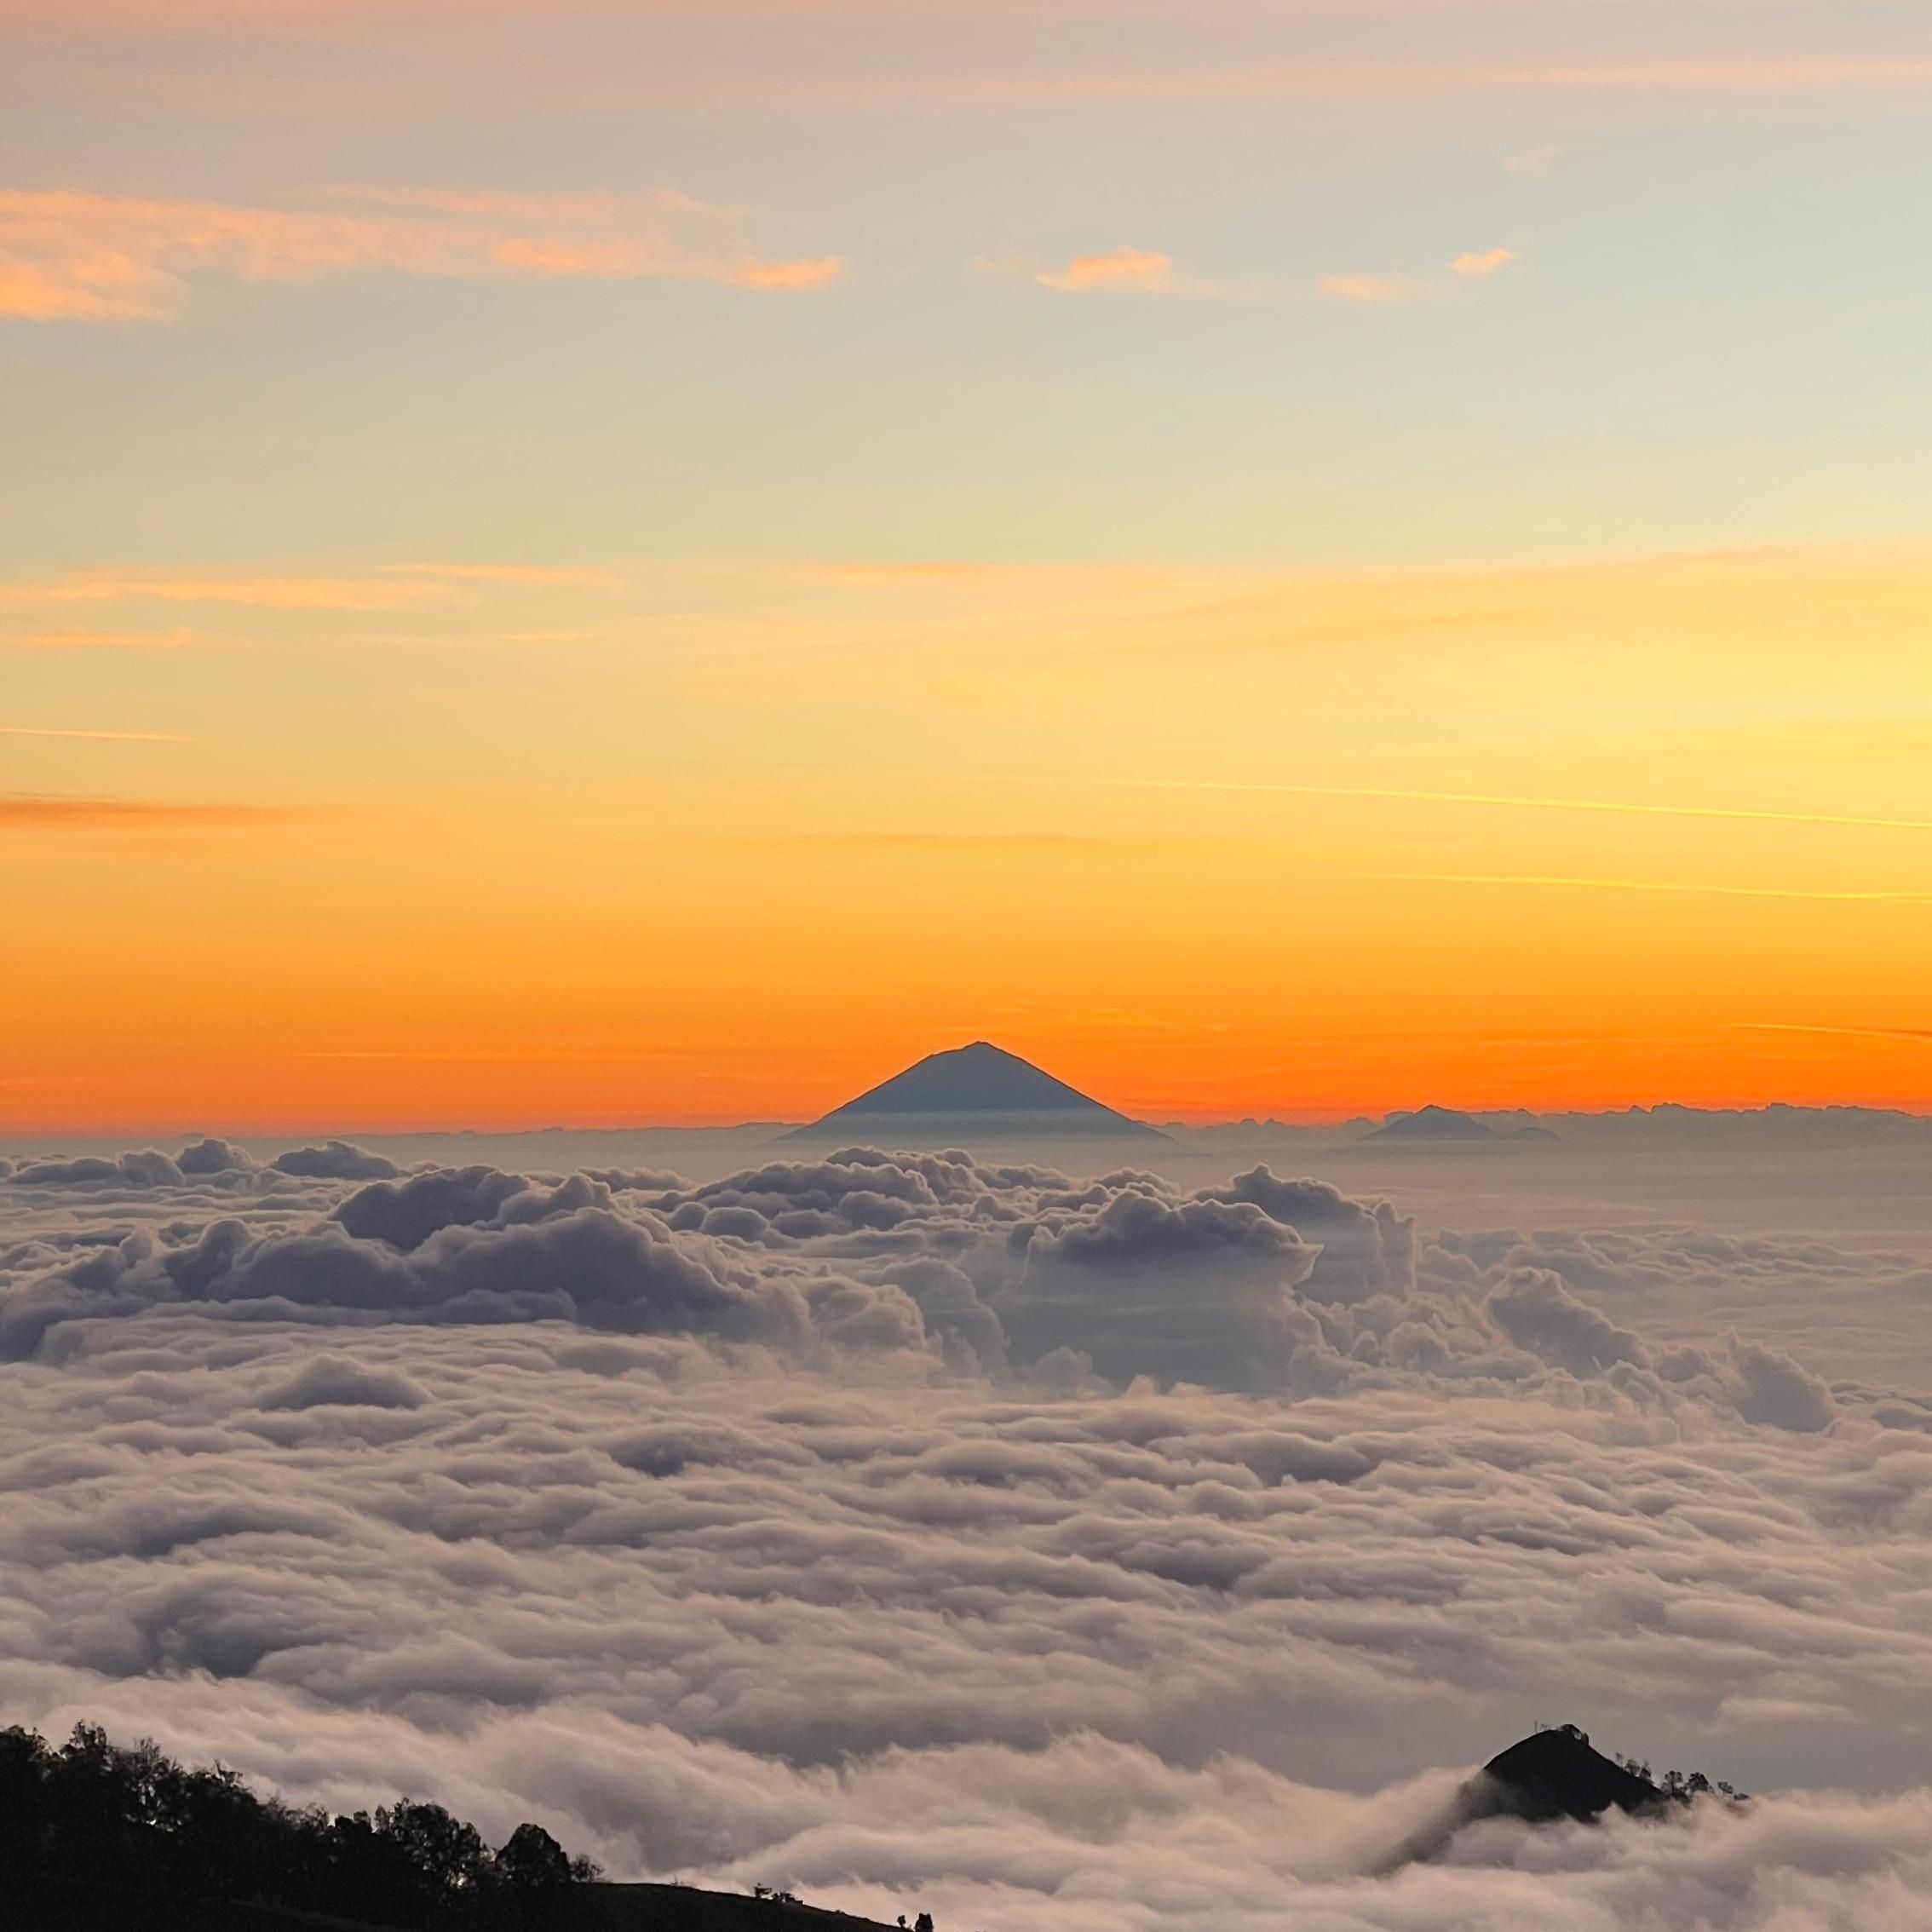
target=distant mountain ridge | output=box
[1365,1105,1557,1144]
[791,1042,1164,1142]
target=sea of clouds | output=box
[5,1136,1932,1929]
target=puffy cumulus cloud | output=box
[332,1164,546,1247]
[1728,1337,1836,1434]
[256,1352,428,1412]
[1202,1169,1414,1305]
[0,1148,1866,1433]
[5,1143,1932,1924]
[1421,1220,1927,1417]
[273,1140,403,1181]
[1009,1191,1322,1392]
[1,1204,864,1362]
[177,1136,256,1176]
[8,1148,185,1188]
[1484,1268,1649,1377]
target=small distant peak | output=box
[1366,1104,1496,1142]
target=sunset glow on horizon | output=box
[19,16,1932,1919]
[6,1,1932,1134]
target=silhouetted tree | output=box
[0,1720,601,1930]
[377,1798,490,1909]
[498,1822,572,1891]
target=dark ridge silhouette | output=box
[1365,1105,1498,1142]
[1479,1723,1747,1827]
[0,1721,910,1932]
[1369,1724,1748,1876]
[1364,1106,1561,1145]
[1480,1725,1665,1822]
[789,1041,1164,1143]
[572,1884,900,1931]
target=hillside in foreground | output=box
[3,1716,1744,1930]
[1,1721,909,1932]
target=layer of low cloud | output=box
[5,1141,1932,1925]
[0,187,845,324]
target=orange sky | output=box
[5,549,1930,1133]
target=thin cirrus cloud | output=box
[1317,273,1423,306]
[1383,871,1932,904]
[1733,1022,1932,1044]
[731,831,1174,854]
[1023,54,1932,105]
[0,187,846,324]
[0,571,445,612]
[0,562,621,612]
[11,7,1932,108]
[1114,779,1932,837]
[3,628,207,651]
[381,561,626,589]
[0,795,335,832]
[0,726,196,743]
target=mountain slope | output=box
[1481,1725,1665,1822]
[793,1041,1163,1141]
[573,1883,898,1932]
[1366,1105,1498,1142]
[12,1873,898,1932]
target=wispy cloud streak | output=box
[0,564,618,611]
[0,726,196,743]
[3,628,207,651]
[1117,779,1932,835]
[1732,1022,1932,1044]
[1024,55,1932,105]
[0,187,844,324]
[0,795,335,831]
[1381,871,1932,904]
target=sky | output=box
[6,0,1932,1130]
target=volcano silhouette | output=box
[791,1042,1164,1143]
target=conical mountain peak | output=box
[794,1042,1163,1141]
